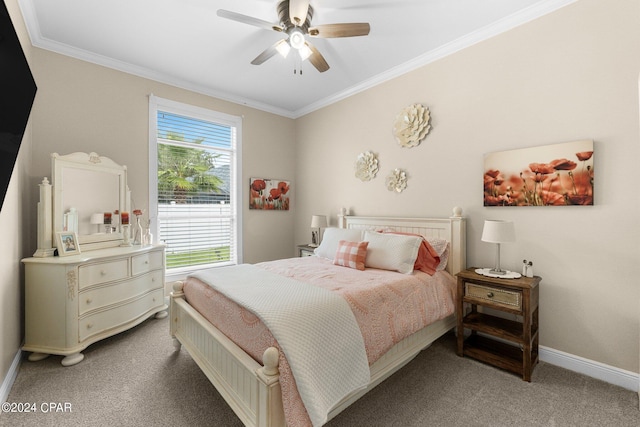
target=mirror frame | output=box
[52,152,130,250]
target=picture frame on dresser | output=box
[55,231,80,256]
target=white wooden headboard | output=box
[338,210,466,276]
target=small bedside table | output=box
[297,244,317,257]
[456,267,541,381]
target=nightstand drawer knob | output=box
[487,292,494,298]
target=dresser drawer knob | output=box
[145,260,149,264]
[100,270,106,276]
[86,323,93,329]
[487,292,494,298]
[86,298,92,304]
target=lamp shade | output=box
[90,213,104,225]
[481,220,515,243]
[310,215,328,228]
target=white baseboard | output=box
[540,345,639,392]
[0,349,22,404]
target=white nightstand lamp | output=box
[310,215,327,247]
[481,220,515,276]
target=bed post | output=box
[255,347,285,427]
[448,207,466,276]
[170,281,185,351]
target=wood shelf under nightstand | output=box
[456,267,541,381]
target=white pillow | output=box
[427,237,450,271]
[314,228,364,260]
[363,231,422,274]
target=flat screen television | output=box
[0,2,37,210]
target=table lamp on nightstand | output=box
[310,215,327,247]
[480,219,516,277]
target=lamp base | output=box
[475,268,522,279]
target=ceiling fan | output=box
[217,0,370,73]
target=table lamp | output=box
[90,213,104,234]
[481,220,515,275]
[310,215,327,247]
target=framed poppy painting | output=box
[249,178,290,210]
[484,140,594,206]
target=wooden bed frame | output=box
[170,211,466,426]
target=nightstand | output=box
[297,244,317,257]
[456,267,541,381]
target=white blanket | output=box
[190,264,370,427]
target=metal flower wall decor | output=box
[355,151,379,182]
[386,168,408,193]
[393,103,431,148]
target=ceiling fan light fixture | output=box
[299,44,312,61]
[289,28,305,50]
[276,41,291,58]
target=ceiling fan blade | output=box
[305,42,330,73]
[217,9,283,32]
[289,0,310,27]
[308,23,370,38]
[251,40,288,65]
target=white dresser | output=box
[22,244,166,366]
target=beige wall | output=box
[295,0,640,373]
[27,50,296,264]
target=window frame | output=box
[148,95,243,281]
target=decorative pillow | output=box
[333,240,368,271]
[426,237,450,271]
[362,231,422,274]
[314,228,364,260]
[383,231,441,275]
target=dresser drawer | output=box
[78,259,129,289]
[132,250,164,276]
[465,283,522,310]
[79,288,164,342]
[79,270,164,316]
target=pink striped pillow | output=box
[333,240,368,271]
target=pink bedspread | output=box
[183,256,456,427]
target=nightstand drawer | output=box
[465,283,521,310]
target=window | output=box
[149,95,242,279]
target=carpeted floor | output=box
[2,317,638,426]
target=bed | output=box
[170,212,466,426]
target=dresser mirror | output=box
[49,152,130,251]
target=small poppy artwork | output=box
[484,140,594,206]
[249,178,290,210]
